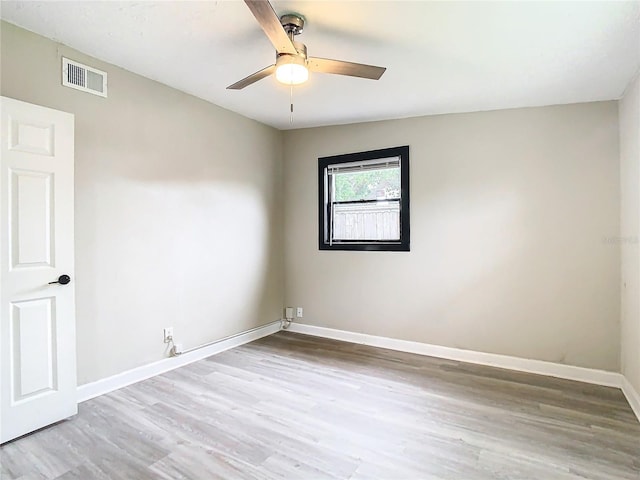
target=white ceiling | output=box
[2,1,639,130]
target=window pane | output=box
[332,200,400,241]
[332,166,401,202]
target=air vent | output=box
[62,57,107,98]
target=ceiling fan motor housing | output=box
[277,41,308,62]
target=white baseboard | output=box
[621,376,640,423]
[77,320,282,403]
[286,323,622,388]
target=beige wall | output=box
[284,102,621,371]
[1,22,284,384]
[620,72,640,392]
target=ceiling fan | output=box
[227,0,387,90]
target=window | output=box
[318,146,410,251]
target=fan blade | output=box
[227,64,276,90]
[244,0,297,55]
[308,57,386,80]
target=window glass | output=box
[333,166,401,202]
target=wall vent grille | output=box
[62,58,107,97]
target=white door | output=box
[0,96,76,443]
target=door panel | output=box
[11,297,57,400]
[11,170,54,268]
[8,116,55,156]
[1,96,76,444]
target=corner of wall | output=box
[619,69,640,396]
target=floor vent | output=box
[61,57,107,98]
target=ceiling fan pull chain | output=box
[290,84,294,124]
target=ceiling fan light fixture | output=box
[275,55,308,85]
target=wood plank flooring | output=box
[1,331,639,479]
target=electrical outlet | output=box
[285,307,294,319]
[163,327,174,343]
[296,307,303,318]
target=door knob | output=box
[49,275,71,285]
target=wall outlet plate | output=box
[285,307,294,319]
[296,307,303,318]
[163,327,174,343]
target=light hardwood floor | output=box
[1,331,639,479]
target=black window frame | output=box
[318,145,410,252]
